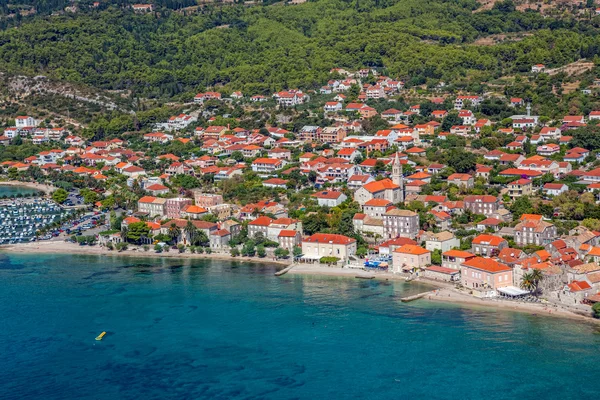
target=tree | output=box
[521,272,536,292]
[257,244,266,258]
[582,218,600,231]
[593,302,600,319]
[319,256,340,265]
[154,244,163,253]
[431,249,442,265]
[274,247,289,259]
[127,221,151,244]
[230,247,240,257]
[509,196,534,220]
[293,246,302,258]
[116,242,128,252]
[51,188,68,204]
[445,149,476,173]
[167,223,181,244]
[80,188,99,205]
[184,220,198,245]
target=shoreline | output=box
[2,243,598,324]
[288,264,600,325]
[0,180,55,193]
[0,241,291,266]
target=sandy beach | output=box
[287,264,600,324]
[0,180,56,193]
[0,241,291,266]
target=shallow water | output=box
[0,253,599,399]
[0,185,38,197]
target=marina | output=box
[0,199,72,244]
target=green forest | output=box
[1,0,600,97]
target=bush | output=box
[319,256,340,265]
[189,246,196,253]
[143,245,149,252]
[205,247,212,254]
[230,247,240,257]
[177,244,185,253]
[593,302,600,319]
[154,244,163,253]
[106,242,114,251]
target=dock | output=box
[355,274,375,279]
[274,264,295,276]
[400,291,434,302]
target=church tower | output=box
[392,152,404,202]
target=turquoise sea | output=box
[0,184,39,197]
[1,253,599,400]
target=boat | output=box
[95,331,106,341]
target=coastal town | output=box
[2,65,600,321]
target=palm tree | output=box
[184,220,198,245]
[521,272,536,292]
[530,268,544,295]
[168,223,182,245]
[121,225,129,243]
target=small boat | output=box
[95,331,106,341]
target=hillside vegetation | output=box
[0,0,599,97]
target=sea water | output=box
[0,253,599,399]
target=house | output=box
[383,208,419,239]
[392,245,431,273]
[247,216,274,238]
[447,173,474,189]
[145,184,169,196]
[510,97,524,107]
[324,101,343,112]
[514,219,557,246]
[471,234,508,256]
[164,198,192,219]
[262,178,288,189]
[363,198,393,218]
[461,257,513,297]
[337,148,360,162]
[278,230,302,251]
[424,231,460,253]
[15,116,38,128]
[464,195,500,215]
[442,249,476,270]
[353,214,384,237]
[137,196,167,217]
[589,111,600,121]
[354,178,403,206]
[543,183,568,197]
[536,143,560,156]
[301,233,357,262]
[347,174,375,191]
[180,205,208,220]
[539,126,561,141]
[251,158,286,174]
[312,190,347,207]
[458,110,476,125]
[531,64,545,73]
[512,118,536,130]
[424,266,461,282]
[210,229,231,250]
[507,179,532,199]
[454,96,482,110]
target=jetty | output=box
[401,291,434,302]
[274,264,295,276]
[355,274,375,279]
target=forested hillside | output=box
[0,0,599,97]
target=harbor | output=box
[0,199,72,244]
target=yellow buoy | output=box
[95,331,106,341]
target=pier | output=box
[401,291,435,302]
[274,264,295,276]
